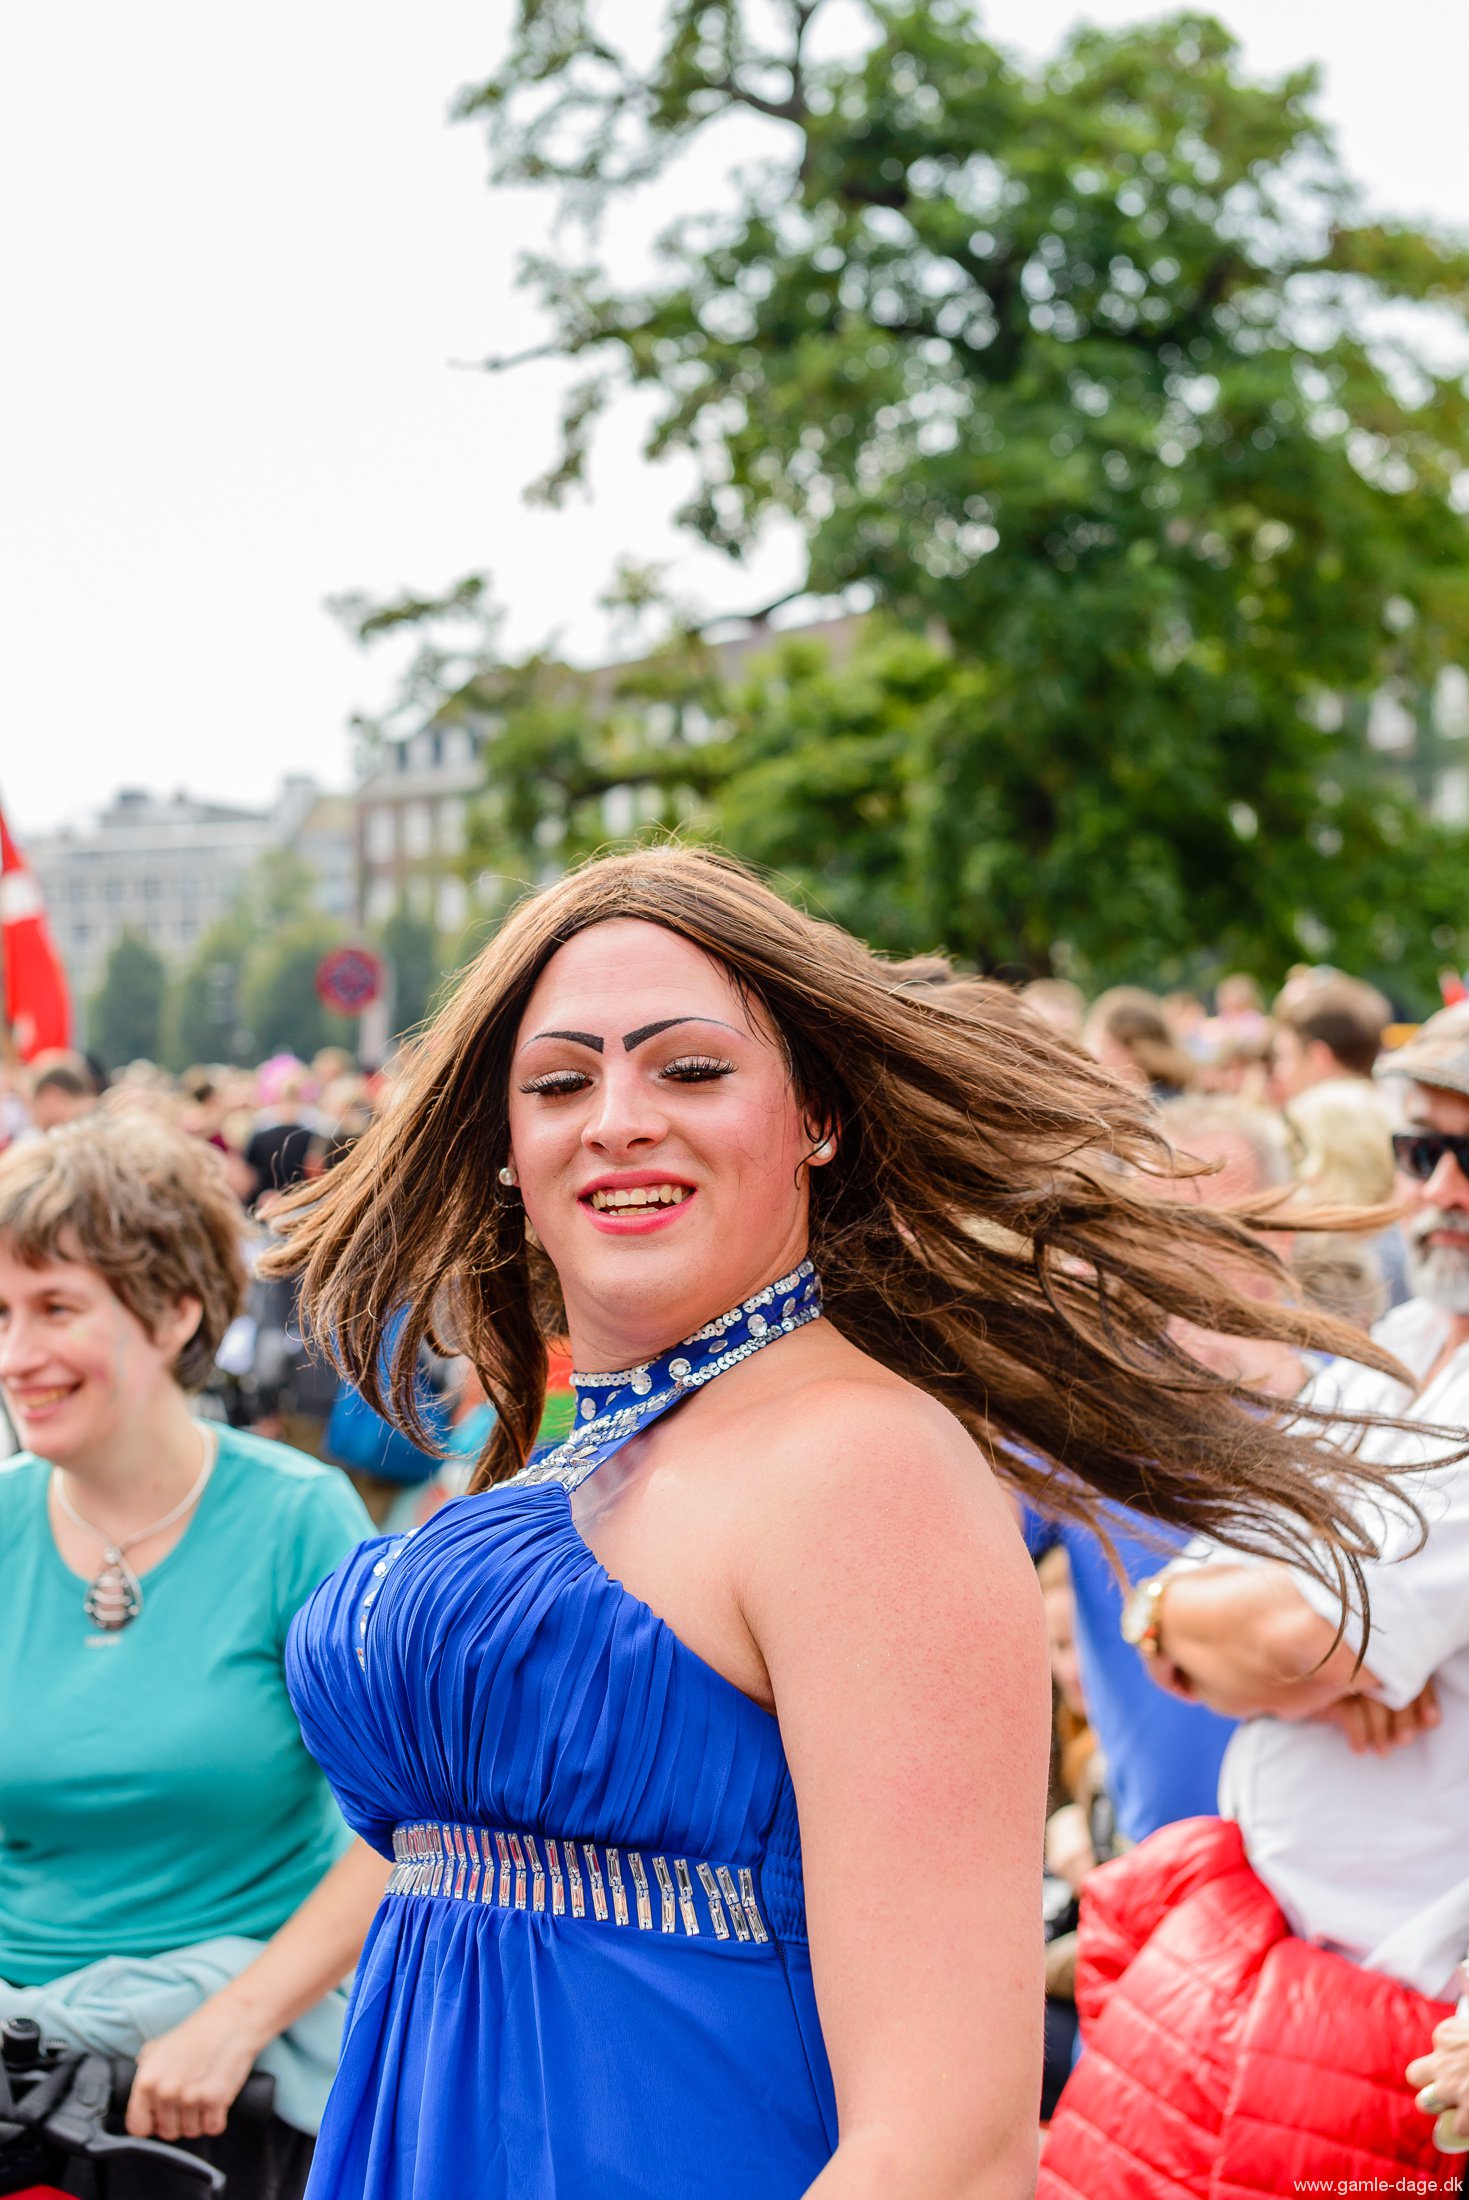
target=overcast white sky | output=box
[4,1,1469,836]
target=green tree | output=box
[239,917,357,1061]
[441,3,1469,989]
[364,593,1466,1005]
[91,932,167,1069]
[164,916,249,1068]
[377,898,446,1036]
[164,851,324,1067]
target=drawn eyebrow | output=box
[529,1029,605,1052]
[622,1016,739,1051]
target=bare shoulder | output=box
[727,1334,1028,1587]
[724,1335,1044,1717]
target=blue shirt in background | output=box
[1025,1501,1236,1844]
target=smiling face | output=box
[0,1246,194,1469]
[506,920,824,1366]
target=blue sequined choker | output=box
[513,1257,822,1495]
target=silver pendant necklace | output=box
[52,1425,217,1632]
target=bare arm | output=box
[741,1385,1049,2199]
[127,1837,391,2141]
[1148,1563,1374,1720]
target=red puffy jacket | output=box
[1039,1816,1460,2200]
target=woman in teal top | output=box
[0,1113,384,2199]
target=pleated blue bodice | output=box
[287,1478,838,2199]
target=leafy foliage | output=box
[395,4,1469,997]
[436,613,1464,1000]
[166,853,351,1065]
[91,932,167,1070]
[240,918,358,1061]
[377,898,447,1035]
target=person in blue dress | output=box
[272,846,1413,2200]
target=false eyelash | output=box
[518,1071,592,1097]
[660,1057,736,1082]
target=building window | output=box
[142,876,161,901]
[365,808,396,863]
[439,798,466,855]
[105,878,124,903]
[367,878,396,924]
[403,801,434,859]
[437,876,468,931]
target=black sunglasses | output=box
[1392,1130,1469,1182]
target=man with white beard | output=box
[1114,1002,1469,2002]
[1039,1014,1469,2200]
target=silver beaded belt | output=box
[387,1820,769,1946]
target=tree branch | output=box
[711,75,805,124]
[697,585,810,631]
[449,341,565,374]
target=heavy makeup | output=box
[506,920,826,1371]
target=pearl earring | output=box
[498,1163,518,1188]
[811,1136,836,1162]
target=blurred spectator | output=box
[1037,1548,1112,2120]
[1041,1000,1469,2195]
[1284,1076,1398,1206]
[310,1047,357,1089]
[1284,1075,1407,1321]
[179,1067,256,1204]
[1022,1092,1307,1860]
[1159,1093,1292,1207]
[1084,987,1196,1100]
[0,1114,382,2196]
[1162,990,1209,1064]
[244,1070,319,1208]
[1268,971,1390,1103]
[1020,978,1088,1044]
[26,1061,96,1134]
[1215,972,1269,1037]
[1201,1027,1274,1099]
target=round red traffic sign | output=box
[316,945,384,1016]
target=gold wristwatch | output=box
[1120,1570,1173,1660]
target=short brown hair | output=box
[1274,977,1388,1077]
[0,1116,246,1389]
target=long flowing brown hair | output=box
[267,846,1443,1612]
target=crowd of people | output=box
[2,877,1468,2198]
[0,1046,524,1529]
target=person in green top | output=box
[0,1112,387,2199]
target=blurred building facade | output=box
[353,721,484,936]
[26,776,353,1002]
[352,612,868,938]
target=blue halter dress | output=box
[286,1262,837,2199]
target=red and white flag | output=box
[1,803,72,1061]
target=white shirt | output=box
[1218,1297,1469,1995]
